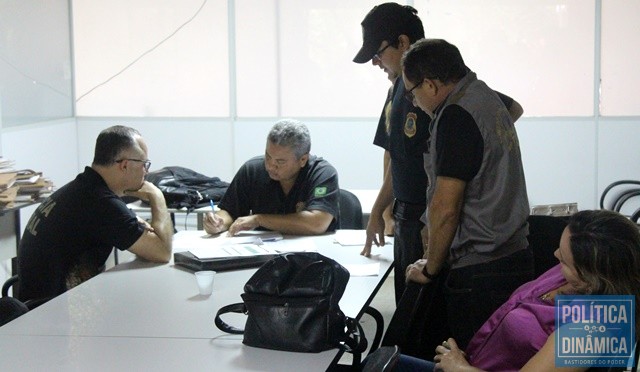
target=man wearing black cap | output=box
[354,3,432,304]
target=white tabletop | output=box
[0,231,393,371]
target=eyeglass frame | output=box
[404,80,426,103]
[116,158,151,171]
[373,43,392,61]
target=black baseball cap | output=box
[353,3,424,64]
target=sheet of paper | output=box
[174,231,283,250]
[344,263,380,276]
[190,244,280,259]
[333,229,367,246]
[231,230,283,241]
[269,238,318,253]
[333,229,393,246]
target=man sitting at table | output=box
[18,125,174,303]
[204,119,339,236]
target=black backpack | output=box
[214,252,367,356]
[145,166,229,211]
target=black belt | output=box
[393,200,425,220]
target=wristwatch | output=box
[421,265,439,280]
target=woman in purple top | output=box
[394,210,640,371]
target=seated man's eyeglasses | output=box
[116,158,151,171]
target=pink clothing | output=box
[466,265,566,372]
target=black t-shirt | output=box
[435,105,483,182]
[218,155,340,231]
[18,167,144,301]
[376,77,431,204]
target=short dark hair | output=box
[267,119,311,159]
[92,125,141,166]
[402,39,468,85]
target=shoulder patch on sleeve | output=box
[314,186,327,197]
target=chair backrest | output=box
[527,215,569,277]
[600,180,640,211]
[338,189,363,230]
[0,297,28,326]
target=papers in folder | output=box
[191,244,279,259]
[175,230,284,259]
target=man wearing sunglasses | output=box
[354,3,432,305]
[18,125,173,304]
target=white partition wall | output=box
[2,1,640,215]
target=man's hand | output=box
[361,212,385,257]
[124,181,162,202]
[227,215,260,236]
[434,338,471,372]
[136,216,155,232]
[405,258,431,284]
[203,212,227,235]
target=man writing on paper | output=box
[204,119,339,236]
[18,125,173,304]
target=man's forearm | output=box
[256,211,332,235]
[424,177,466,276]
[371,160,394,217]
[148,195,173,254]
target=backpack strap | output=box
[214,303,246,334]
[341,316,368,364]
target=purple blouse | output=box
[465,265,566,371]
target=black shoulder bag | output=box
[215,252,367,358]
[145,166,229,211]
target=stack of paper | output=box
[0,186,20,209]
[13,170,54,201]
[0,172,17,191]
[18,177,54,198]
[0,157,16,172]
[0,168,55,208]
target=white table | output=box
[0,231,393,371]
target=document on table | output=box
[333,229,393,246]
[268,238,317,253]
[344,263,380,276]
[190,244,279,259]
[333,229,365,246]
[173,230,284,259]
[217,230,283,245]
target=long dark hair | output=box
[568,210,640,333]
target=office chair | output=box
[2,275,49,310]
[338,189,364,229]
[600,180,640,211]
[527,215,569,277]
[0,297,28,327]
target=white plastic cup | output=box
[194,271,216,296]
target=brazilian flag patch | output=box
[314,186,327,197]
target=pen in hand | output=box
[210,200,216,213]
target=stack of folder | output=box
[14,170,54,202]
[0,172,19,209]
[0,162,55,209]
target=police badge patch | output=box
[404,113,417,138]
